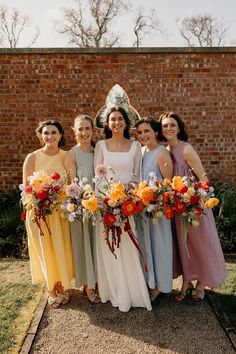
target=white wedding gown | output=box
[94,140,152,312]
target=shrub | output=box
[0,189,27,257]
[212,183,236,253]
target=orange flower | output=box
[205,198,219,208]
[163,192,170,203]
[121,200,136,216]
[82,196,98,212]
[139,187,154,206]
[165,205,174,219]
[109,183,127,201]
[172,176,185,192]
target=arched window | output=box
[95,84,140,128]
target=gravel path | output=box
[30,283,234,354]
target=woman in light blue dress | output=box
[135,117,173,301]
[65,114,100,303]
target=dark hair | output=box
[134,116,164,142]
[36,120,66,147]
[159,112,188,141]
[104,106,131,139]
[73,114,95,147]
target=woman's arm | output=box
[157,149,173,179]
[133,142,142,181]
[22,153,35,186]
[64,150,76,182]
[183,144,207,181]
[94,141,104,168]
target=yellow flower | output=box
[82,196,98,212]
[138,181,148,190]
[58,191,67,202]
[155,211,163,218]
[163,178,171,185]
[205,198,219,209]
[67,203,76,212]
[109,183,127,201]
[25,204,32,210]
[29,171,53,191]
[172,176,185,192]
[109,190,127,201]
[22,196,32,205]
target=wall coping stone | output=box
[0,46,236,55]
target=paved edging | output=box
[19,290,48,354]
[206,291,236,351]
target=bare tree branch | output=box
[177,14,228,47]
[56,0,129,48]
[133,7,164,47]
[0,4,40,48]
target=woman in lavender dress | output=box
[159,112,227,301]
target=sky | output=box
[4,0,236,47]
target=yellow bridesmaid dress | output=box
[25,149,74,291]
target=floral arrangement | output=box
[94,164,146,269]
[20,171,64,236]
[171,175,219,257]
[62,177,98,224]
[134,172,174,222]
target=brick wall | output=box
[0,47,235,191]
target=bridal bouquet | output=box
[171,175,219,257]
[20,171,64,236]
[94,165,146,267]
[134,172,174,222]
[62,177,98,224]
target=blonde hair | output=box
[73,114,94,145]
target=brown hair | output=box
[36,120,65,147]
[159,112,188,141]
[134,116,164,142]
[104,106,131,139]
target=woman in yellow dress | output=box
[23,120,74,308]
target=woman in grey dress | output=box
[135,117,173,302]
[65,114,100,303]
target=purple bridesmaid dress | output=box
[171,142,227,288]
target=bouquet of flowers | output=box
[20,171,64,236]
[94,164,146,269]
[134,172,174,222]
[171,175,219,257]
[62,177,98,224]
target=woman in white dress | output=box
[94,106,152,312]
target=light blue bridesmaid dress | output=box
[139,145,173,293]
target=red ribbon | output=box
[124,219,148,273]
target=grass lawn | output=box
[213,255,236,328]
[0,258,43,354]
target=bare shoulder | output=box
[158,146,171,158]
[183,143,198,158]
[24,151,36,164]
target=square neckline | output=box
[102,140,134,153]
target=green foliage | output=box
[212,183,236,253]
[0,260,42,354]
[0,189,27,257]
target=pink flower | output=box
[24,185,33,194]
[51,172,60,180]
[66,183,80,198]
[95,164,108,177]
